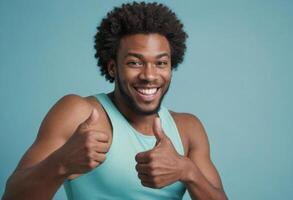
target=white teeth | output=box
[136,88,158,95]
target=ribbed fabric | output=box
[63,93,186,200]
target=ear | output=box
[107,59,116,79]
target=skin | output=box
[2,34,227,200]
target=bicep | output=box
[16,136,66,171]
[187,115,224,190]
[16,94,93,170]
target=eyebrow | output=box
[124,52,170,59]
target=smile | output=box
[134,87,160,101]
[135,88,158,95]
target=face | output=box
[110,33,172,115]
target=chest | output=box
[100,112,190,158]
[65,127,186,199]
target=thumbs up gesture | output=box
[135,117,186,189]
[56,108,110,178]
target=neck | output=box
[107,91,158,135]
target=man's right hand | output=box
[55,108,110,178]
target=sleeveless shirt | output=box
[63,93,186,199]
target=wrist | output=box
[45,149,70,180]
[179,156,198,184]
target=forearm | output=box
[181,158,228,200]
[2,152,67,200]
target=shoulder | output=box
[38,94,104,140]
[15,94,109,170]
[47,94,106,120]
[47,94,94,123]
[169,111,210,154]
[170,111,202,129]
[170,111,205,137]
[53,94,93,113]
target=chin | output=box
[133,104,161,115]
[131,97,163,115]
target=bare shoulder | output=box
[37,94,94,140]
[170,111,203,130]
[169,111,210,155]
[39,94,111,140]
[16,94,97,170]
[170,111,224,190]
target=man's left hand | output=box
[135,117,189,189]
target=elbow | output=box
[2,176,14,200]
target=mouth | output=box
[133,87,160,102]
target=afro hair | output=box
[94,1,188,82]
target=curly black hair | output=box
[94,1,188,83]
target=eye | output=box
[127,61,143,67]
[156,61,168,68]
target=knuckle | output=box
[149,163,156,171]
[105,144,110,152]
[97,153,106,163]
[84,141,92,150]
[101,132,109,141]
[101,154,106,162]
[86,152,92,160]
[87,160,96,169]
[149,152,156,160]
[101,143,108,151]
[149,169,156,177]
[153,176,159,183]
[107,141,111,148]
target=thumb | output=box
[82,108,99,128]
[153,117,166,146]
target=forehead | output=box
[117,34,171,58]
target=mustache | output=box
[134,80,161,87]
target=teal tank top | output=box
[63,93,186,199]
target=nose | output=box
[138,63,157,82]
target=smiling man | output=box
[3,2,227,200]
[111,34,171,115]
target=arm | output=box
[180,114,228,200]
[134,114,227,199]
[2,94,94,200]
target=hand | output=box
[135,117,187,188]
[56,108,110,178]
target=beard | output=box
[116,72,171,116]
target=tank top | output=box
[63,93,186,199]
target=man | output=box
[3,2,227,200]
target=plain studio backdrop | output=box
[0,0,292,199]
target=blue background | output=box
[1,0,292,199]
